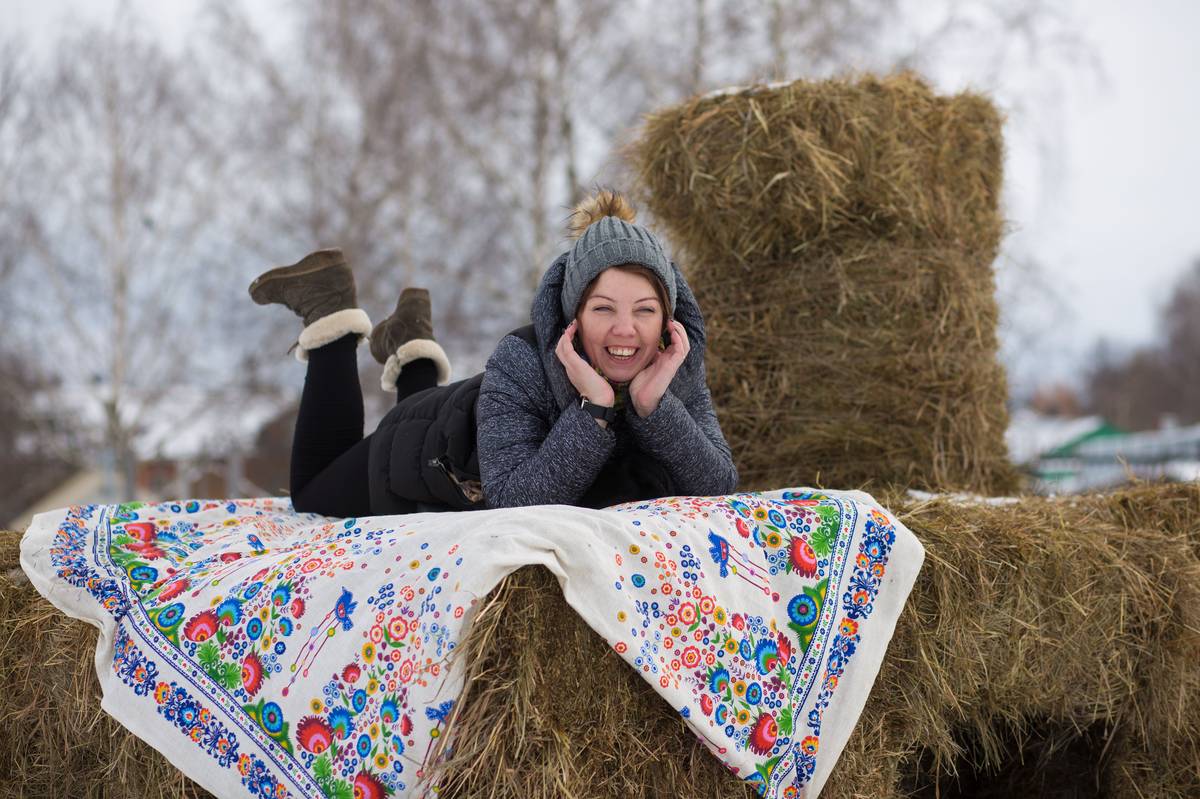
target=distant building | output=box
[1007,409,1200,494]
[7,388,290,530]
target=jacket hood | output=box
[529,252,709,413]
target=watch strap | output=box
[579,397,616,423]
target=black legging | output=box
[290,334,438,517]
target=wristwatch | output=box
[579,396,616,423]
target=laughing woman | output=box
[249,190,737,517]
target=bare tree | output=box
[16,11,228,497]
[0,36,29,284]
[1085,260,1200,429]
[204,0,1093,381]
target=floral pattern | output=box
[25,489,922,799]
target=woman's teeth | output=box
[606,347,637,361]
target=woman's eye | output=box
[591,306,612,313]
[636,308,656,314]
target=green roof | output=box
[1043,423,1125,458]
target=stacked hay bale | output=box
[630,74,1018,494]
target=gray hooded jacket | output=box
[476,253,738,508]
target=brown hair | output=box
[576,264,671,330]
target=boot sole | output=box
[248,249,347,303]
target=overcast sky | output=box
[9,0,1199,394]
[995,0,1200,386]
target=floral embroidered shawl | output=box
[20,488,923,798]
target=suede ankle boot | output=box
[370,288,452,390]
[249,248,372,360]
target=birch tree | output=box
[18,14,226,497]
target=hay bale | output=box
[856,482,1200,799]
[630,74,1018,494]
[431,483,1200,798]
[0,530,212,799]
[427,565,755,799]
[8,483,1198,797]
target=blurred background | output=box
[2,0,1197,526]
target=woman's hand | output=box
[555,320,615,407]
[629,319,689,417]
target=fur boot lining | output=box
[295,309,373,362]
[380,339,452,391]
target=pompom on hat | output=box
[560,190,676,320]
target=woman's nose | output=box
[612,313,637,335]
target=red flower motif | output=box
[735,517,751,539]
[184,610,219,642]
[748,713,779,755]
[291,598,306,618]
[127,540,166,559]
[242,652,264,696]
[731,614,745,631]
[219,552,243,563]
[789,538,818,577]
[296,716,333,754]
[342,664,361,684]
[776,632,792,664]
[353,770,387,799]
[700,694,713,716]
[158,578,190,601]
[387,616,407,642]
[125,522,157,542]
[400,714,413,736]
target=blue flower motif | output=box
[246,617,263,641]
[352,689,367,713]
[745,682,762,706]
[129,565,157,583]
[425,700,454,723]
[329,707,352,739]
[271,584,291,607]
[334,589,357,631]
[355,733,372,758]
[216,598,243,627]
[154,602,186,631]
[708,666,730,693]
[788,593,818,627]
[707,531,730,578]
[753,638,780,674]
[261,701,284,734]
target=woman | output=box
[250,191,737,517]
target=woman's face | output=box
[576,268,665,383]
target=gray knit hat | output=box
[561,193,676,320]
